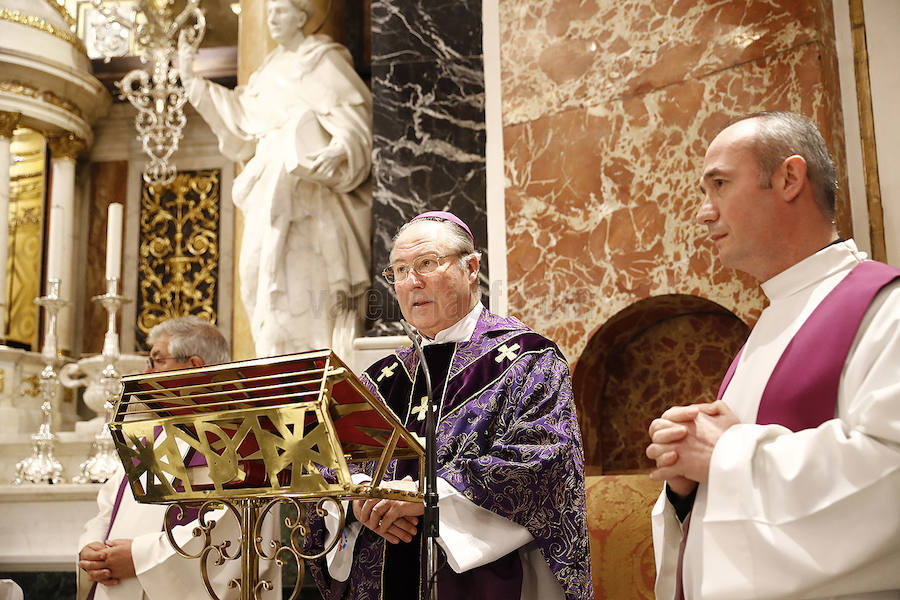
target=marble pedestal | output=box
[0,347,73,436]
[0,482,101,571]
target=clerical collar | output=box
[421,302,484,346]
[817,237,845,252]
[762,238,865,301]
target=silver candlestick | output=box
[14,278,68,484]
[73,277,131,484]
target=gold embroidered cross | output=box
[411,395,429,421]
[377,362,398,382]
[495,343,520,363]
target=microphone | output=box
[399,319,441,599]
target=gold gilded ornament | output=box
[136,169,220,344]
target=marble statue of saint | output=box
[178,0,372,358]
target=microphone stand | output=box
[400,319,440,600]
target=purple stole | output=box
[717,261,900,426]
[86,431,203,600]
[674,261,900,599]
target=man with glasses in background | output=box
[305,212,593,600]
[77,316,279,600]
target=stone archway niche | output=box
[573,294,749,473]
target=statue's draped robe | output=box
[306,307,593,600]
[186,35,372,357]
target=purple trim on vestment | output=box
[106,477,130,542]
[716,347,743,400]
[756,261,900,430]
[86,476,130,600]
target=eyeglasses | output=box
[382,253,461,284]
[146,355,188,371]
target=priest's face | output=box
[266,0,308,45]
[145,335,200,374]
[697,119,782,281]
[390,221,479,338]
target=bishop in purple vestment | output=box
[305,212,593,600]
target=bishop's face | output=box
[266,0,307,45]
[390,221,479,338]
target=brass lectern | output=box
[109,350,425,600]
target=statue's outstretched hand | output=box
[177,34,197,83]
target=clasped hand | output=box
[352,478,424,545]
[645,400,739,496]
[307,142,346,178]
[78,539,136,586]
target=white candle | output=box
[46,201,63,281]
[105,202,123,280]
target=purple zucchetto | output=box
[408,211,474,242]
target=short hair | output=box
[727,111,837,218]
[391,217,481,270]
[147,316,230,366]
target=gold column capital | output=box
[0,111,20,139]
[47,133,85,160]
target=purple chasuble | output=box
[304,307,593,600]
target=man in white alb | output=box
[77,317,280,600]
[646,111,900,599]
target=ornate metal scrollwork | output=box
[163,500,241,600]
[111,351,426,600]
[159,496,347,600]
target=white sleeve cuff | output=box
[435,478,534,573]
[324,472,371,581]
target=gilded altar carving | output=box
[136,169,221,347]
[0,111,20,139]
[0,81,84,120]
[6,130,46,350]
[0,9,87,54]
[47,132,85,159]
[17,374,40,398]
[42,0,76,30]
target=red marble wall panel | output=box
[500,0,834,126]
[501,1,848,361]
